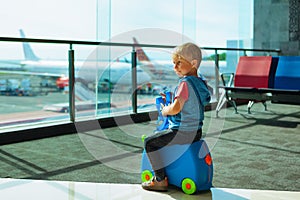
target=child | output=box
[142,42,211,191]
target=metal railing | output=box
[0,36,281,123]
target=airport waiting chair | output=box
[270,56,300,104]
[216,56,277,117]
[274,56,300,90]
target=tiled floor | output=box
[0,178,299,200]
[0,104,299,199]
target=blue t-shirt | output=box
[168,76,211,132]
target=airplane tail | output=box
[133,37,163,79]
[133,37,152,62]
[19,29,40,61]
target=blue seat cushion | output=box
[274,56,300,90]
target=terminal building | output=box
[0,0,299,199]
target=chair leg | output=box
[262,101,267,111]
[216,91,227,118]
[247,101,254,114]
[230,100,238,114]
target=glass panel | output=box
[200,50,218,102]
[1,0,97,40]
[225,49,240,74]
[73,44,140,119]
[97,0,111,41]
[0,0,257,131]
[197,0,253,49]
[110,0,183,38]
[73,45,110,120]
[0,42,70,130]
[183,0,197,41]
[135,47,178,113]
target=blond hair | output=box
[173,43,202,68]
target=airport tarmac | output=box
[0,90,157,128]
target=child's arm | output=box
[161,96,185,116]
[161,81,188,116]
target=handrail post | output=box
[214,49,220,101]
[68,44,75,122]
[131,47,137,114]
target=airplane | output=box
[133,37,228,76]
[132,37,228,94]
[0,30,154,97]
[0,30,227,100]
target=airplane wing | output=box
[0,60,25,66]
[0,70,65,78]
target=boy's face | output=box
[172,53,194,77]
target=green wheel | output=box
[181,178,197,195]
[141,134,147,142]
[141,170,153,182]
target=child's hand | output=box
[159,91,172,116]
[160,93,167,104]
[160,92,172,104]
[160,103,168,116]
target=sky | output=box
[0,0,253,59]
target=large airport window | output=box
[0,43,70,130]
[0,0,255,131]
